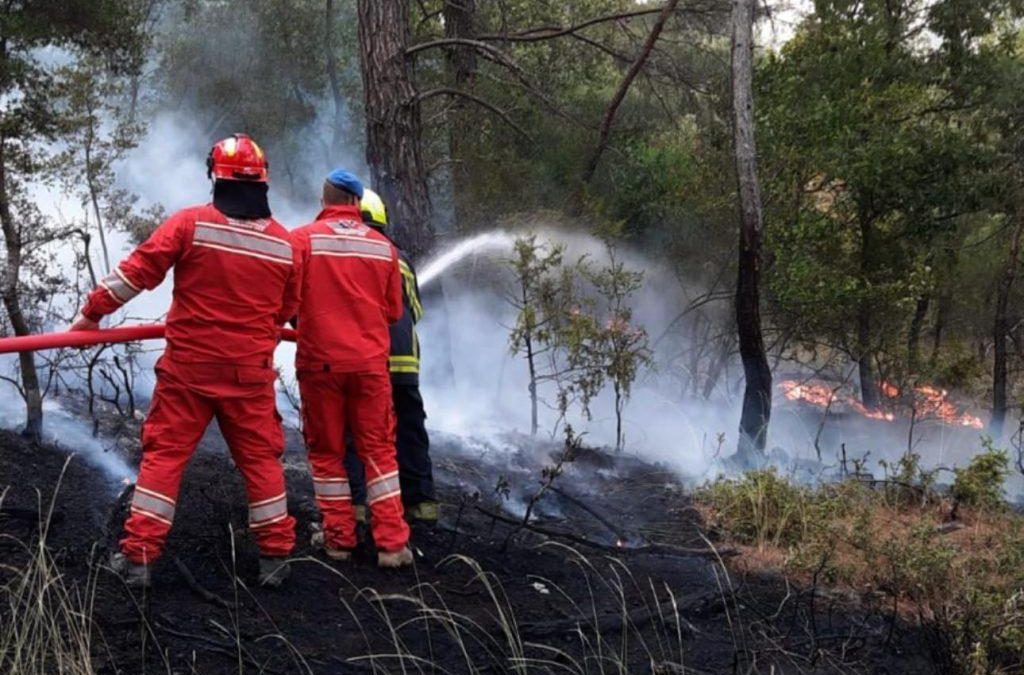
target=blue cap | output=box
[325,169,364,198]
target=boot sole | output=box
[325,548,352,562]
[378,549,414,568]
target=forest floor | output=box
[0,419,938,674]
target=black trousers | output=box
[344,384,435,506]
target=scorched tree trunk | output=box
[730,0,771,461]
[991,206,1024,438]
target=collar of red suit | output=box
[316,203,363,222]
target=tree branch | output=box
[581,0,681,184]
[476,5,673,42]
[416,87,533,140]
[408,38,586,127]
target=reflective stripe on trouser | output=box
[345,384,435,506]
[121,357,296,564]
[313,477,352,501]
[299,368,409,552]
[249,492,288,528]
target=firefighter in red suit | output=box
[69,134,299,588]
[291,170,413,568]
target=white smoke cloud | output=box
[414,226,1020,494]
[0,382,135,485]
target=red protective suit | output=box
[290,203,408,553]
[81,204,299,564]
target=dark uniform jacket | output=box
[389,248,423,386]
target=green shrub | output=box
[699,469,817,550]
[951,441,1009,511]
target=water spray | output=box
[418,230,517,288]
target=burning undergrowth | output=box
[780,377,984,429]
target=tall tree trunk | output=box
[730,0,771,461]
[443,0,477,231]
[325,0,345,158]
[856,212,880,408]
[0,134,44,441]
[991,207,1024,438]
[856,306,879,408]
[357,0,433,259]
[907,292,930,374]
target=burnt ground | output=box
[0,422,939,675]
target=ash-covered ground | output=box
[0,421,936,674]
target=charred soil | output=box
[0,426,936,674]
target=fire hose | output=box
[0,325,298,354]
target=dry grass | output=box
[0,459,103,675]
[697,459,1024,674]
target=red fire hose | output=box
[0,325,298,355]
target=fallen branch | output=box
[520,588,724,638]
[476,505,734,559]
[174,556,229,608]
[0,506,59,524]
[155,616,283,674]
[547,485,631,542]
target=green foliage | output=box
[505,233,652,446]
[878,451,940,508]
[951,441,1009,510]
[698,469,817,550]
[577,246,652,450]
[505,234,573,434]
[930,340,986,389]
[759,1,990,369]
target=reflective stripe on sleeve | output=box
[249,492,288,528]
[399,261,423,321]
[100,267,141,304]
[313,477,352,501]
[366,471,401,505]
[130,486,176,526]
[389,355,419,374]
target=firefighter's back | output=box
[292,204,401,372]
[165,204,295,365]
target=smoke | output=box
[417,226,724,477]
[0,383,135,485]
[5,126,1012,495]
[414,226,1017,493]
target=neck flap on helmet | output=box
[213,179,272,219]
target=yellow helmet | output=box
[360,188,389,227]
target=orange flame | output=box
[780,379,982,428]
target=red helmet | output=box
[207,133,269,182]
